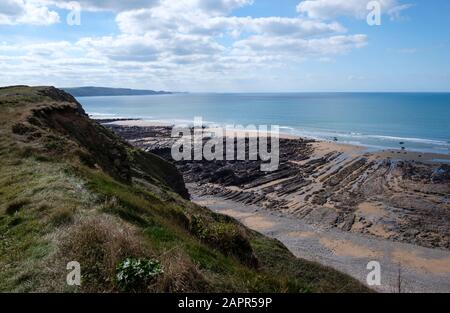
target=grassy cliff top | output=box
[0,86,371,293]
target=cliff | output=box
[0,86,370,292]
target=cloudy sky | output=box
[0,0,449,92]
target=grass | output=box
[0,86,372,293]
[57,215,145,292]
[0,157,94,292]
[5,199,31,215]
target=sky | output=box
[0,0,449,92]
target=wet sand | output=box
[193,194,450,293]
[106,119,450,163]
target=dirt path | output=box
[192,195,450,293]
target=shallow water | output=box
[78,92,450,153]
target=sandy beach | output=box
[105,118,450,163]
[192,194,450,293]
[104,119,301,140]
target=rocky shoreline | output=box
[98,120,450,292]
[101,121,450,251]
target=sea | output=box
[77,92,450,154]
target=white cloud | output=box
[38,0,160,12]
[0,0,59,25]
[296,0,400,20]
[387,3,414,21]
[0,0,372,90]
[0,0,25,16]
[107,0,358,67]
[233,34,367,57]
[44,0,251,13]
[195,0,253,14]
[77,32,225,63]
[116,9,346,37]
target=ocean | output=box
[78,92,450,154]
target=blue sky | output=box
[0,0,449,92]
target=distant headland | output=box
[62,86,176,97]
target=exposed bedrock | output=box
[104,124,450,250]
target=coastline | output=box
[102,118,450,163]
[80,91,450,154]
[99,119,450,293]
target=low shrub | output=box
[116,257,163,292]
[49,207,74,226]
[190,215,258,268]
[157,250,210,292]
[58,215,143,292]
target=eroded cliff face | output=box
[0,86,370,293]
[8,86,189,199]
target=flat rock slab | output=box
[193,194,450,293]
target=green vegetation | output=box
[0,86,371,293]
[116,258,164,292]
